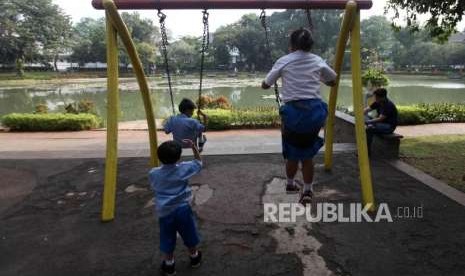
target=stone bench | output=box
[373,132,403,159]
[333,111,403,159]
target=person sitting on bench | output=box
[364,88,398,155]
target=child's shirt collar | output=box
[161,163,177,169]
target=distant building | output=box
[229,46,240,65]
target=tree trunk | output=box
[54,54,59,72]
[15,56,25,77]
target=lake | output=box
[0,74,464,122]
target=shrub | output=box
[362,68,389,88]
[196,96,231,110]
[212,96,231,109]
[204,108,280,130]
[397,106,426,125]
[164,103,465,130]
[338,103,465,126]
[417,103,465,123]
[65,99,97,114]
[197,95,213,109]
[2,113,101,131]
[77,99,96,114]
[35,104,48,114]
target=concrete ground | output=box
[1,154,465,275]
[0,129,356,159]
[2,121,465,159]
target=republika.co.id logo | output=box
[263,203,423,223]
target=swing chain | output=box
[259,9,281,107]
[306,9,314,31]
[201,9,210,52]
[157,10,176,115]
[198,9,209,116]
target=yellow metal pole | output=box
[102,13,119,222]
[350,10,375,211]
[324,1,356,171]
[103,0,159,167]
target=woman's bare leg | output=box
[302,159,314,192]
[286,160,299,179]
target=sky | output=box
[52,0,464,38]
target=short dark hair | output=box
[373,88,388,98]
[290,28,314,52]
[179,98,196,114]
[157,141,182,164]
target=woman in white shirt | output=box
[262,28,337,204]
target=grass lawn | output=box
[0,71,109,81]
[400,134,465,192]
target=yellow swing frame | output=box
[99,0,375,222]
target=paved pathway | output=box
[0,129,356,159]
[116,121,465,137]
[396,123,465,137]
[1,121,464,159]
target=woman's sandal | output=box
[299,191,313,205]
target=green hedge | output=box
[204,108,280,130]
[398,103,465,125]
[203,103,465,130]
[2,113,101,131]
[397,106,427,125]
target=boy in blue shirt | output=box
[164,98,208,152]
[149,139,203,275]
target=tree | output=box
[0,0,73,76]
[386,0,465,40]
[119,12,160,72]
[42,13,73,71]
[121,12,159,43]
[136,42,156,73]
[360,16,396,68]
[210,28,234,68]
[167,37,198,71]
[269,10,341,61]
[208,10,342,70]
[361,16,395,53]
[71,13,160,73]
[70,18,107,66]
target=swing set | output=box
[92,0,375,222]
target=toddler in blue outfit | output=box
[149,139,203,275]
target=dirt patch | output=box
[0,168,36,214]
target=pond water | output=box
[0,74,464,122]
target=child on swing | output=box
[164,98,208,152]
[262,28,337,204]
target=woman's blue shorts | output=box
[280,99,328,161]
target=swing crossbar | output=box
[92,0,372,10]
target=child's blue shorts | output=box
[159,204,200,254]
[280,99,328,161]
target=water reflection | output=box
[0,75,464,121]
